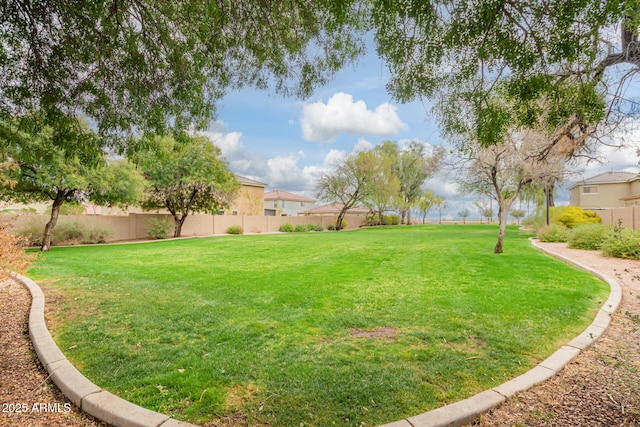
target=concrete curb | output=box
[377,239,622,427]
[16,238,621,427]
[15,272,199,427]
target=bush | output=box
[147,217,174,239]
[389,215,401,225]
[83,224,114,244]
[601,224,640,260]
[0,222,38,279]
[554,206,601,228]
[226,225,243,235]
[16,217,47,246]
[51,220,86,245]
[279,223,294,232]
[327,224,335,231]
[293,224,308,232]
[567,224,610,250]
[333,218,347,230]
[537,224,570,242]
[309,224,324,232]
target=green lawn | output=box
[29,225,608,426]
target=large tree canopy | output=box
[372,0,640,155]
[1,1,365,147]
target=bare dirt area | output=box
[1,241,639,427]
[0,279,107,427]
[469,242,640,427]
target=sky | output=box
[199,45,640,221]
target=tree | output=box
[462,129,565,253]
[1,1,365,149]
[135,135,240,237]
[363,149,400,224]
[510,209,526,225]
[372,1,638,158]
[474,201,494,224]
[0,114,146,251]
[417,190,439,224]
[316,150,376,230]
[458,208,471,225]
[435,198,447,225]
[377,141,444,224]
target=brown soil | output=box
[0,280,107,426]
[1,241,639,426]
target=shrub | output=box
[309,224,324,232]
[0,222,38,279]
[536,224,570,242]
[601,224,640,260]
[279,223,294,233]
[389,215,401,225]
[52,220,86,245]
[382,215,392,225]
[147,217,174,239]
[554,206,601,228]
[226,225,243,235]
[83,224,114,244]
[327,224,335,231]
[16,217,47,246]
[333,218,347,230]
[294,224,309,232]
[567,224,610,250]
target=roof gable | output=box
[264,189,316,203]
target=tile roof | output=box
[235,175,268,187]
[300,202,369,215]
[568,171,639,189]
[264,189,316,203]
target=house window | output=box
[273,201,277,208]
[281,200,285,208]
[583,186,598,194]
[301,202,304,206]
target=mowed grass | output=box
[29,225,608,426]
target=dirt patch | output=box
[350,326,399,341]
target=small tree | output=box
[0,114,146,251]
[458,208,471,224]
[316,151,376,230]
[417,190,438,224]
[136,135,240,237]
[510,209,526,225]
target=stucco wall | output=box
[4,212,367,243]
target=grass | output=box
[28,225,609,426]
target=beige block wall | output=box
[4,212,368,244]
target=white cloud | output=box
[300,92,408,142]
[353,138,374,152]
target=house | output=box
[263,189,316,216]
[299,202,370,217]
[569,171,640,209]
[77,174,267,216]
[226,175,268,216]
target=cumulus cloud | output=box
[300,92,408,142]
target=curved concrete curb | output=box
[15,238,621,427]
[377,239,622,427]
[15,272,198,427]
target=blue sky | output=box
[200,45,640,220]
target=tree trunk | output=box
[173,215,187,237]
[336,208,348,230]
[494,207,508,254]
[41,192,65,252]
